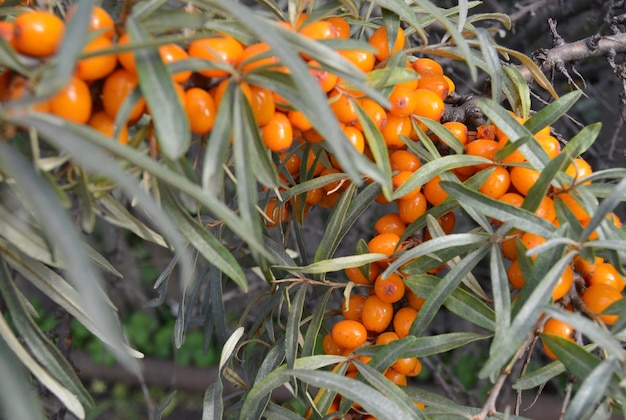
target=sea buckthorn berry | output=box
[423,176,448,206]
[479,166,510,199]
[320,167,348,193]
[368,232,402,258]
[309,60,338,93]
[184,88,217,135]
[397,192,428,224]
[589,263,625,292]
[442,121,469,145]
[305,187,324,206]
[564,158,593,187]
[466,139,499,169]
[374,213,406,237]
[412,57,444,75]
[535,196,556,222]
[279,153,301,176]
[264,199,289,227]
[261,112,293,152]
[376,331,400,345]
[384,368,408,386]
[582,283,623,325]
[356,98,387,131]
[510,166,540,196]
[287,109,313,131]
[393,356,420,376]
[339,49,375,72]
[443,75,455,94]
[393,170,421,200]
[248,85,275,127]
[299,20,337,40]
[331,320,367,349]
[0,21,15,47]
[498,192,524,209]
[381,114,412,148]
[67,4,115,39]
[552,265,574,301]
[535,134,561,159]
[49,76,91,124]
[116,32,137,74]
[390,150,421,172]
[389,86,418,118]
[417,73,449,100]
[159,43,192,83]
[412,89,445,121]
[501,231,521,261]
[361,295,394,332]
[76,36,117,81]
[326,16,350,39]
[424,211,457,240]
[342,294,367,321]
[507,259,525,290]
[574,255,603,280]
[13,10,65,57]
[88,111,129,144]
[345,263,380,285]
[189,34,244,77]
[102,68,146,122]
[374,272,406,304]
[406,288,426,311]
[329,89,358,124]
[520,232,546,255]
[305,149,326,176]
[239,42,280,72]
[343,125,365,154]
[542,318,574,360]
[322,333,345,355]
[555,192,590,222]
[393,306,418,338]
[369,25,405,61]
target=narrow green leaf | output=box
[476,28,502,102]
[155,391,177,420]
[286,369,412,419]
[524,91,581,134]
[285,284,307,369]
[564,358,616,420]
[127,17,190,159]
[560,122,602,158]
[490,245,511,341]
[502,66,530,118]
[202,376,224,420]
[303,288,333,358]
[275,253,386,274]
[405,275,496,331]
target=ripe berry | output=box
[76,36,117,81]
[331,319,367,349]
[13,10,65,57]
[582,283,622,325]
[261,112,293,152]
[184,88,217,135]
[374,272,406,304]
[369,26,405,61]
[361,295,394,332]
[49,76,91,124]
[542,318,574,360]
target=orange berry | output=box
[188,34,244,78]
[369,26,405,62]
[479,166,510,199]
[339,49,375,72]
[384,368,408,386]
[305,187,324,206]
[510,166,540,196]
[535,196,556,222]
[368,232,401,258]
[49,76,91,124]
[564,158,593,187]
[247,85,275,127]
[356,97,387,131]
[264,199,289,227]
[393,356,420,376]
[376,331,400,345]
[374,213,406,237]
[423,176,448,206]
[381,114,412,148]
[412,89,445,121]
[574,255,603,280]
[299,20,337,40]
[326,16,350,39]
[184,87,217,135]
[361,295,394,332]
[329,89,358,124]
[389,86,418,118]
[159,43,192,83]
[393,170,421,200]
[0,21,16,48]
[501,231,521,261]
[589,263,625,292]
[238,42,279,73]
[397,192,428,224]
[535,134,561,159]
[116,32,137,74]
[88,110,128,144]
[287,109,312,131]
[308,60,338,93]
[424,211,457,240]
[331,320,367,349]
[417,72,449,100]
[498,192,524,209]
[582,283,623,325]
[374,272,406,303]
[13,10,64,57]
[345,263,380,285]
[261,112,293,152]
[76,36,117,81]
[507,259,525,289]
[342,294,367,321]
[390,150,421,172]
[443,75,455,94]
[406,288,426,311]
[442,121,469,145]
[102,68,145,122]
[412,58,444,75]
[520,232,546,254]
[466,139,499,169]
[322,333,345,355]
[542,318,574,360]
[67,4,114,39]
[552,265,574,301]
[393,307,418,338]
[555,192,590,222]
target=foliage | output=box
[0,0,624,419]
